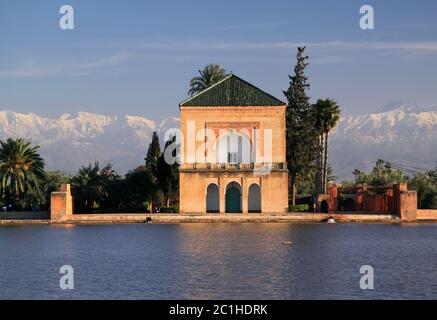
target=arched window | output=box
[248,184,261,213]
[206,184,219,213]
[216,131,251,164]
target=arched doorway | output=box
[320,200,328,213]
[225,182,242,213]
[248,184,261,213]
[206,184,219,213]
[344,198,356,212]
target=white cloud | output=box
[211,21,288,32]
[81,40,437,66]
[3,40,437,79]
[97,40,437,53]
[0,53,129,79]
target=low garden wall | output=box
[417,209,437,220]
[56,212,395,224]
[0,211,49,220]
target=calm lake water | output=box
[1,223,437,299]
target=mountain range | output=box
[0,110,179,175]
[329,103,437,179]
[0,104,436,180]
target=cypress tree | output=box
[145,131,161,178]
[157,135,179,207]
[283,47,320,205]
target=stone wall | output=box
[328,183,418,221]
[58,213,395,224]
[0,211,49,220]
[417,209,437,220]
[50,184,73,221]
[393,184,418,221]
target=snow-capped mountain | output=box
[0,104,436,179]
[330,103,437,179]
[0,110,180,174]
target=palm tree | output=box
[188,64,228,96]
[71,162,117,212]
[0,138,45,207]
[313,107,325,194]
[314,99,341,194]
[353,169,366,184]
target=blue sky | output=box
[1,0,437,119]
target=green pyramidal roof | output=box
[180,74,286,107]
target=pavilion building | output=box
[179,74,288,214]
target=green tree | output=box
[157,135,179,207]
[409,172,437,209]
[145,132,161,177]
[314,98,341,194]
[371,160,407,186]
[124,166,157,211]
[352,169,367,184]
[71,162,117,212]
[284,47,320,205]
[42,171,70,209]
[188,64,228,96]
[298,164,337,196]
[352,160,408,186]
[429,167,437,182]
[150,189,164,212]
[18,170,70,211]
[0,138,45,208]
[297,170,316,195]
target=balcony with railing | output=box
[180,162,287,171]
